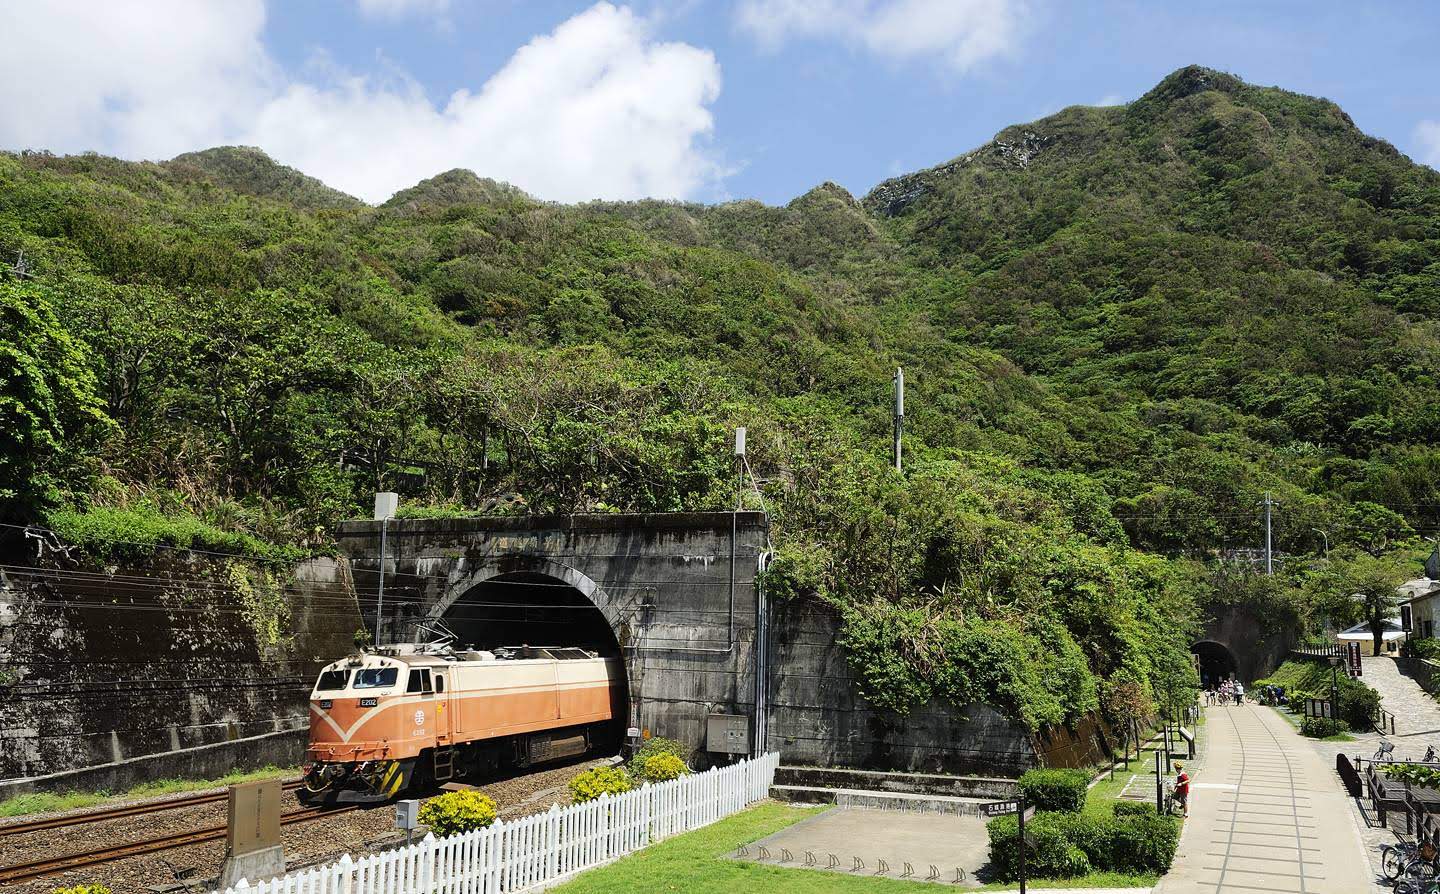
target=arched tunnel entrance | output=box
[443,571,622,657]
[1192,640,1240,688]
[436,570,631,751]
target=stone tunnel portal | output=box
[1192,640,1240,688]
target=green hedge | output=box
[987,810,1180,881]
[1018,769,1089,813]
[1112,801,1159,818]
[987,813,1092,879]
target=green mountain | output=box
[4,66,1436,729]
[169,146,363,210]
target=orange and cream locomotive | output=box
[301,644,625,804]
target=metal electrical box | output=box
[395,799,421,831]
[706,714,750,755]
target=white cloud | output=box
[735,0,1025,72]
[1416,120,1440,169]
[0,0,275,161]
[356,0,450,19]
[0,1,724,203]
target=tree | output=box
[1332,553,1409,656]
[0,281,112,518]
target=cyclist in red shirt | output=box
[1175,762,1190,818]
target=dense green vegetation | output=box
[4,65,1437,733]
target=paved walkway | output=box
[1358,656,1440,752]
[1154,703,1373,894]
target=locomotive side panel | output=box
[452,660,555,739]
[555,658,622,726]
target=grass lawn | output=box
[0,765,295,817]
[548,801,1154,893]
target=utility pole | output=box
[373,492,398,646]
[1262,492,1275,575]
[892,367,904,473]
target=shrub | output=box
[1301,716,1348,738]
[987,809,1180,880]
[631,737,692,768]
[635,752,689,783]
[568,766,634,803]
[1018,768,1089,813]
[1112,800,1158,817]
[417,790,498,837]
[986,813,1092,880]
[1106,813,1181,874]
[1406,638,1440,661]
[1337,680,1380,731]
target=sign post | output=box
[982,795,1034,893]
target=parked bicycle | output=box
[1383,835,1434,882]
[1392,840,1440,894]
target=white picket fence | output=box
[221,752,779,894]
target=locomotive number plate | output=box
[319,700,333,709]
[359,698,378,707]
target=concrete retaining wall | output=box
[0,556,359,781]
[764,599,1037,775]
[0,729,304,799]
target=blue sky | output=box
[3,1,1438,205]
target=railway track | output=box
[0,779,305,838]
[0,803,359,884]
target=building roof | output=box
[1336,618,1407,641]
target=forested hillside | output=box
[4,66,1437,731]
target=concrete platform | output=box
[732,805,993,886]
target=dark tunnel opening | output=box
[442,571,623,658]
[1192,640,1239,688]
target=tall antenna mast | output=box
[892,367,904,472]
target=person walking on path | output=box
[1174,762,1190,818]
[1233,681,1244,705]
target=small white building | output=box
[1335,618,1407,651]
[1400,576,1440,640]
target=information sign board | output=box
[227,779,282,857]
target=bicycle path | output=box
[1153,702,1373,894]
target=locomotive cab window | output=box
[434,675,444,693]
[315,670,350,691]
[353,667,399,689]
[407,668,432,694]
